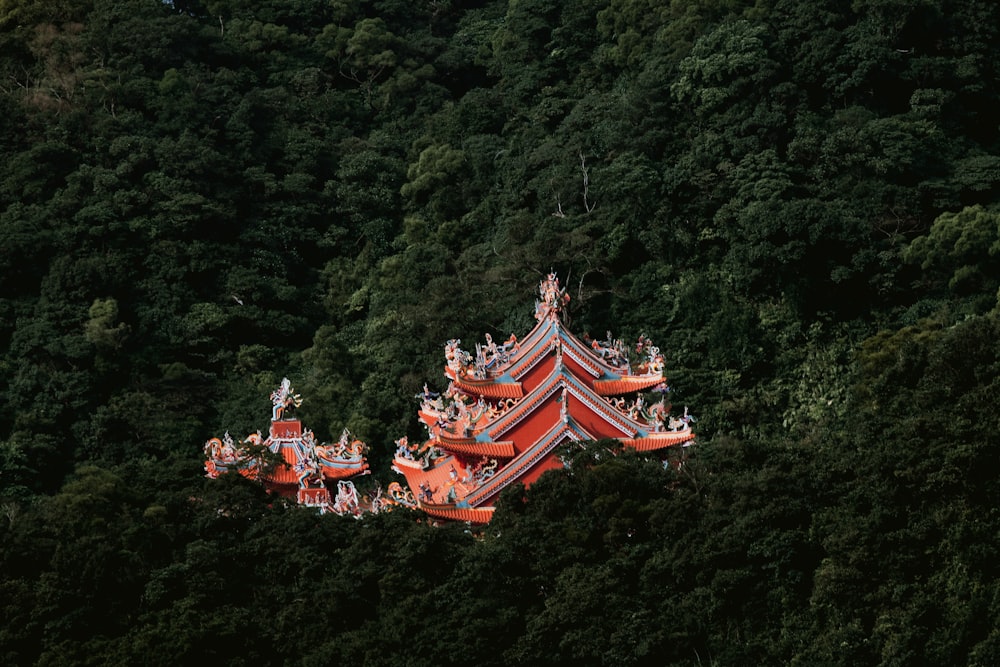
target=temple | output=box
[392,273,695,523]
[204,378,370,515]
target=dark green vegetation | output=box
[2,0,1000,664]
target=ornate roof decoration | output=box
[534,271,571,321]
[204,378,371,516]
[392,273,695,524]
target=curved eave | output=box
[558,324,650,380]
[393,455,424,473]
[418,503,495,524]
[433,437,516,458]
[209,458,250,475]
[320,462,370,479]
[318,455,366,467]
[260,446,370,485]
[622,429,695,451]
[445,313,553,381]
[444,371,524,399]
[593,374,665,395]
[418,407,440,428]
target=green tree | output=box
[904,205,1000,306]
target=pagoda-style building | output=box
[204,378,370,515]
[393,273,695,523]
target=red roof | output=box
[393,274,696,523]
[270,420,302,439]
[321,462,370,479]
[622,428,695,451]
[449,375,523,398]
[419,504,495,523]
[263,446,303,486]
[394,454,479,505]
[593,375,666,395]
[433,437,516,458]
[205,382,372,511]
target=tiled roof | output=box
[394,454,472,505]
[487,368,638,440]
[393,455,423,471]
[508,337,552,381]
[622,428,695,451]
[264,446,302,485]
[593,375,665,395]
[465,421,582,506]
[399,289,699,524]
[559,333,604,378]
[434,437,516,458]
[320,462,369,480]
[450,376,523,398]
[419,504,495,523]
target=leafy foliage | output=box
[2,0,1000,664]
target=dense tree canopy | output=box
[2,0,1000,664]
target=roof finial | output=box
[534,271,570,321]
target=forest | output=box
[2,0,1000,664]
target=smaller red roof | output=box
[621,428,695,451]
[593,375,666,395]
[434,437,516,458]
[449,375,524,398]
[264,446,303,485]
[321,461,370,480]
[270,420,302,439]
[420,504,495,523]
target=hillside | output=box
[2,1,1000,664]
